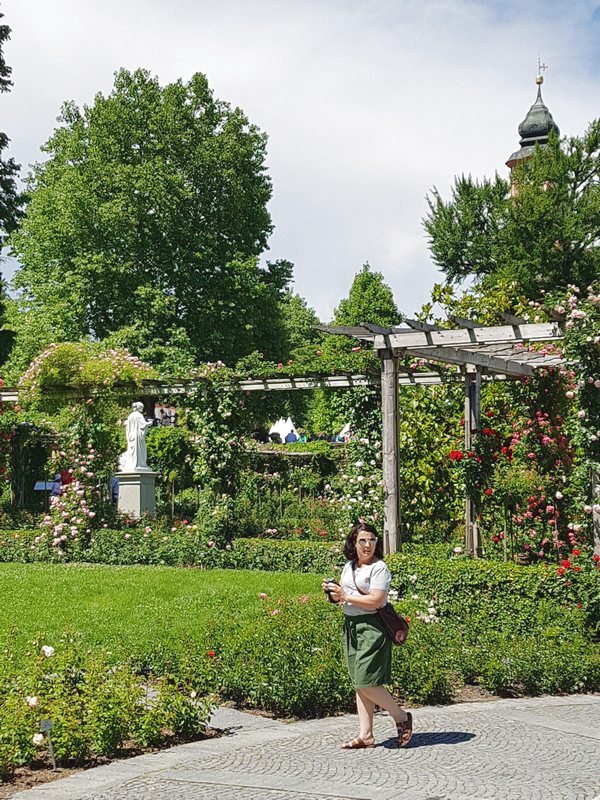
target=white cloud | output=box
[2,0,599,320]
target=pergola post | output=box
[593,469,600,556]
[464,367,482,557]
[379,348,401,555]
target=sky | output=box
[1,0,599,321]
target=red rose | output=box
[557,567,565,576]
[572,548,580,556]
[207,650,216,658]
[561,559,571,569]
[594,554,600,563]
[573,566,581,572]
[485,488,493,496]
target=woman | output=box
[322,522,412,749]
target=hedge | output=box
[0,529,598,632]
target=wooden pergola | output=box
[3,315,589,557]
[318,317,566,556]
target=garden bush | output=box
[0,633,213,781]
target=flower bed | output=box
[0,632,212,782]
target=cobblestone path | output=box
[13,695,600,800]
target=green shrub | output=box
[0,634,213,780]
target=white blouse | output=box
[339,559,391,617]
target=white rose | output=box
[32,733,44,747]
[40,645,55,658]
[26,696,38,708]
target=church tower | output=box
[506,70,560,172]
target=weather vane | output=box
[536,56,548,84]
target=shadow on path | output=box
[379,731,476,749]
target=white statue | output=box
[118,402,151,472]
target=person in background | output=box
[50,473,62,497]
[322,522,413,749]
[110,475,119,504]
[285,429,298,443]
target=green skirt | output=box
[343,613,392,689]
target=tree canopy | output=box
[0,8,21,365]
[333,263,402,327]
[0,8,21,245]
[424,121,600,299]
[9,68,289,370]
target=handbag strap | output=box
[351,562,390,610]
[350,561,369,596]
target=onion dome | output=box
[506,75,560,169]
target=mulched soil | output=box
[0,731,220,800]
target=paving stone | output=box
[13,697,600,800]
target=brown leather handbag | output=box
[352,563,409,645]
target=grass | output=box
[0,563,321,662]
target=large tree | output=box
[280,290,321,352]
[0,8,20,243]
[305,264,402,435]
[10,68,288,368]
[424,121,600,299]
[333,263,402,327]
[0,7,21,364]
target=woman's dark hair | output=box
[343,522,383,563]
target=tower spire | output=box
[505,62,559,171]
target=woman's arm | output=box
[326,583,386,610]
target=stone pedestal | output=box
[117,471,158,519]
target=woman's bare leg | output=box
[361,685,408,723]
[355,689,375,742]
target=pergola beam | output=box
[391,345,535,377]
[0,370,509,405]
[373,321,562,349]
[404,318,440,332]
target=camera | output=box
[324,578,338,603]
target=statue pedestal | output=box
[117,471,158,519]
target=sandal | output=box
[341,736,375,749]
[397,711,413,748]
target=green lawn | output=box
[0,563,321,661]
